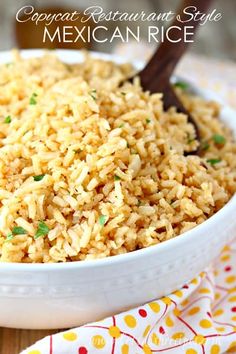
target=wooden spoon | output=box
[129,0,214,154]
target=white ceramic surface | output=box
[0,50,236,329]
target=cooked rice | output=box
[0,51,235,263]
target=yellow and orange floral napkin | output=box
[22,240,236,354]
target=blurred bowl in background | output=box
[15,6,94,50]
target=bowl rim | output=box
[0,48,235,271]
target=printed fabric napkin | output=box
[21,240,236,354]
[21,53,236,354]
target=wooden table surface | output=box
[0,328,59,354]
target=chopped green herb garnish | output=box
[29,93,38,105]
[4,227,27,242]
[114,175,121,181]
[187,133,195,144]
[146,119,151,124]
[137,200,142,206]
[12,226,27,235]
[207,158,221,166]
[119,124,124,128]
[98,215,107,226]
[174,81,189,90]
[121,92,126,96]
[4,233,14,242]
[188,139,195,144]
[126,142,130,148]
[212,134,226,145]
[4,115,11,124]
[34,221,50,239]
[201,141,210,151]
[89,89,97,101]
[33,174,45,181]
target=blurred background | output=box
[0,0,235,61]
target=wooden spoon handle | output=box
[140,0,214,92]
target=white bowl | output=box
[0,50,236,329]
